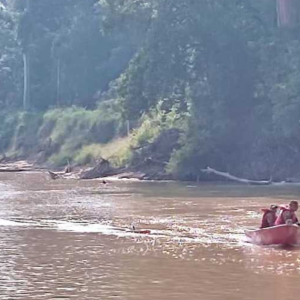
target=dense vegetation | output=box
[1,0,300,181]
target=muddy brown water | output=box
[1,172,300,300]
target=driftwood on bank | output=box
[0,161,34,172]
[285,177,300,183]
[64,164,73,174]
[201,167,272,185]
[48,170,61,179]
[79,158,122,180]
[0,167,29,172]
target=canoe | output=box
[132,229,151,234]
[115,227,151,235]
[121,228,151,234]
[245,224,300,246]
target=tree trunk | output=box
[277,0,298,27]
[22,0,32,111]
[56,58,61,106]
[23,52,30,110]
[26,0,32,9]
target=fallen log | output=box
[116,172,146,180]
[0,168,30,172]
[0,161,34,172]
[80,158,122,179]
[48,170,79,180]
[201,167,272,185]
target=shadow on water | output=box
[90,180,300,200]
[276,245,300,251]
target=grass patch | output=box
[73,144,103,165]
[0,111,42,157]
[74,136,132,167]
[39,103,122,166]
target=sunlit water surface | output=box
[1,172,300,300]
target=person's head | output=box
[270,205,278,212]
[289,201,298,212]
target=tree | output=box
[0,1,22,109]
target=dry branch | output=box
[201,167,272,185]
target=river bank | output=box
[3,108,300,183]
[0,157,178,181]
[0,107,184,181]
[0,158,173,181]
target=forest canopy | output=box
[1,0,300,181]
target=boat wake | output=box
[0,217,247,247]
[0,219,32,227]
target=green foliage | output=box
[73,144,103,165]
[107,139,132,167]
[131,100,185,148]
[0,112,19,153]
[0,111,42,157]
[0,0,136,110]
[0,4,22,108]
[41,105,120,144]
[48,152,72,167]
[74,137,132,167]
[3,0,300,180]
[39,105,121,165]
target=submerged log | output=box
[48,170,61,180]
[201,167,272,185]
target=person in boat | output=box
[131,223,136,231]
[275,200,299,225]
[260,205,278,228]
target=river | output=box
[1,172,300,300]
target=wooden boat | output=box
[132,229,151,234]
[245,224,300,246]
[116,227,151,235]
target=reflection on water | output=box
[1,173,300,299]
